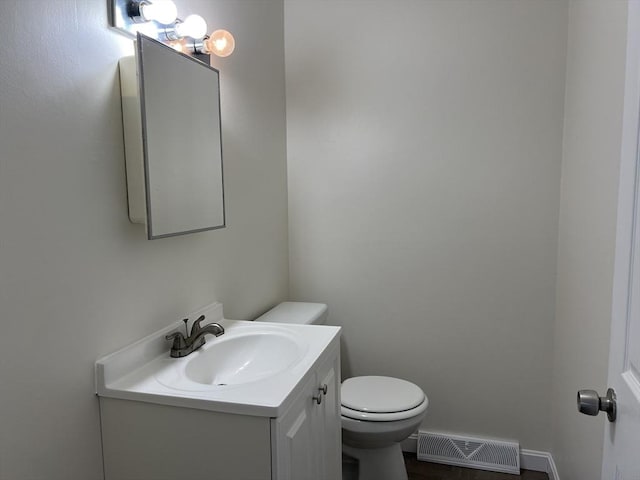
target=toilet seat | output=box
[341,376,428,422]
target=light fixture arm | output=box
[125,1,145,22]
[158,21,180,41]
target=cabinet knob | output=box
[313,385,327,405]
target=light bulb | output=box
[139,0,177,25]
[168,39,186,53]
[175,14,208,39]
[203,29,235,57]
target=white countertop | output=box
[95,302,341,417]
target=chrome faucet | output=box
[165,315,225,358]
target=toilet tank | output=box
[253,302,328,325]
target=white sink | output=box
[95,302,341,417]
[185,330,305,385]
[155,327,308,391]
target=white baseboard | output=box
[401,435,559,480]
[520,449,560,480]
[401,433,419,453]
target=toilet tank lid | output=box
[253,302,328,325]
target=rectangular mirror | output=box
[119,33,225,239]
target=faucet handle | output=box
[165,331,187,349]
[190,315,206,336]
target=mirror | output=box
[119,33,225,239]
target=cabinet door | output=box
[273,347,342,480]
[273,377,318,480]
[316,351,342,480]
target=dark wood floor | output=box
[343,453,549,479]
[403,453,549,480]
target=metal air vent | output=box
[417,431,520,475]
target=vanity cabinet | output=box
[272,350,341,480]
[99,343,341,480]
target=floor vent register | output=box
[417,431,520,475]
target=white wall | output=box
[0,1,628,477]
[551,2,628,478]
[285,0,567,450]
[0,1,288,478]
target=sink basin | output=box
[186,330,305,385]
[154,327,308,391]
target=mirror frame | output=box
[119,33,226,240]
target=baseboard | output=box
[401,435,559,480]
[401,433,419,453]
[520,449,560,480]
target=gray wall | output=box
[285,0,568,450]
[551,2,628,478]
[0,1,288,478]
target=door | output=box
[601,2,640,477]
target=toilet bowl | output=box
[341,375,427,480]
[254,302,428,480]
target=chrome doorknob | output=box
[577,388,616,422]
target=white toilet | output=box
[254,302,428,480]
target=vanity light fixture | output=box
[160,14,207,41]
[203,30,235,58]
[174,14,208,39]
[185,29,236,58]
[128,0,177,25]
[109,0,235,59]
